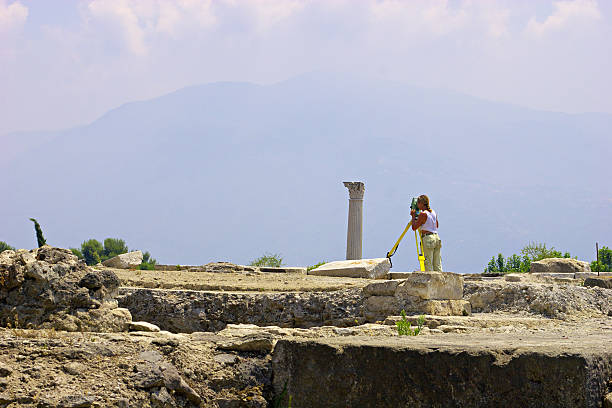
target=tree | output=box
[506,254,522,273]
[102,238,128,261]
[520,242,562,262]
[70,248,84,259]
[29,218,47,248]
[0,241,15,253]
[496,253,506,273]
[81,239,104,266]
[591,246,612,272]
[484,242,573,274]
[520,255,531,273]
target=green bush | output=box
[250,253,283,267]
[81,239,104,266]
[0,241,15,253]
[396,310,425,336]
[307,261,326,272]
[139,251,157,270]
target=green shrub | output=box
[81,239,104,266]
[307,261,326,272]
[0,241,15,253]
[250,253,283,267]
[139,251,157,270]
[396,310,425,336]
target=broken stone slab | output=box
[394,272,463,300]
[217,333,276,353]
[102,251,143,269]
[530,258,590,273]
[259,267,307,274]
[576,272,612,280]
[362,280,400,296]
[584,277,612,289]
[308,258,390,279]
[129,321,161,332]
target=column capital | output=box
[343,181,365,200]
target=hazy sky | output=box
[1,0,611,136]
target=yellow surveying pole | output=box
[386,221,426,271]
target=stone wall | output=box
[117,288,364,333]
[464,280,611,318]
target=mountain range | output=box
[2,72,610,273]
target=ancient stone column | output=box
[343,181,365,260]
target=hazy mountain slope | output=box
[2,73,610,273]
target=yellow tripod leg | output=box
[414,229,426,271]
[386,221,412,258]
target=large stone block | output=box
[395,272,463,300]
[417,299,471,316]
[362,280,400,296]
[308,258,390,279]
[102,251,143,269]
[530,258,590,273]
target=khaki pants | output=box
[422,233,442,272]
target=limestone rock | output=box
[57,395,95,407]
[133,351,201,405]
[150,387,175,408]
[308,258,390,279]
[530,258,590,273]
[0,246,131,332]
[584,277,612,289]
[465,280,611,318]
[218,334,276,352]
[394,272,463,300]
[604,392,612,408]
[102,251,143,269]
[129,321,161,332]
[364,296,470,320]
[362,280,400,296]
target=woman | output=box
[410,194,442,272]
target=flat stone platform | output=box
[272,327,612,408]
[117,287,365,332]
[112,268,375,292]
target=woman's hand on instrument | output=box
[410,209,416,216]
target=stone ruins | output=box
[0,243,610,407]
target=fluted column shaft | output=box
[343,182,365,260]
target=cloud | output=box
[0,0,27,32]
[526,0,601,36]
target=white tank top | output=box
[421,210,438,233]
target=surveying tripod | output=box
[386,220,426,271]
